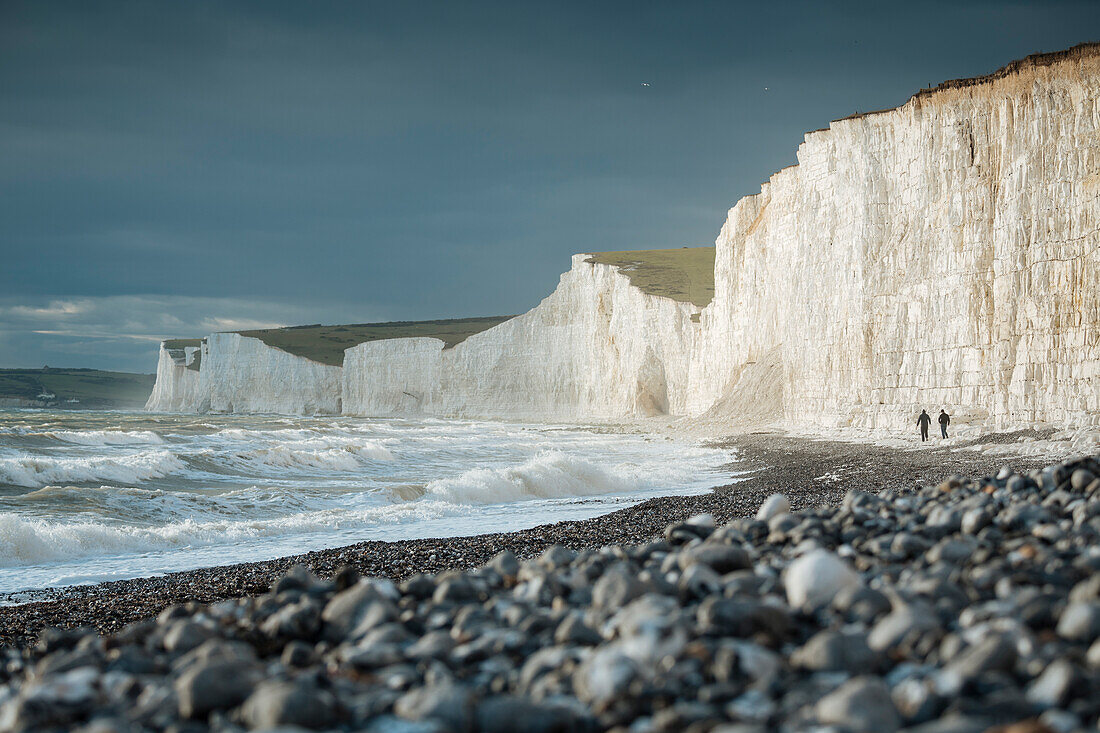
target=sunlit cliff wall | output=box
[690,44,1100,429]
[146,344,202,413]
[342,255,702,420]
[147,334,342,415]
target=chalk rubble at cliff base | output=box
[3,454,1100,732]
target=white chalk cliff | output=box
[690,45,1100,429]
[148,45,1100,430]
[342,254,702,420]
[149,333,343,415]
[146,343,202,413]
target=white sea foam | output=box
[425,451,636,504]
[0,451,186,489]
[0,501,458,566]
[212,427,325,443]
[10,484,321,524]
[223,442,395,473]
[42,430,165,446]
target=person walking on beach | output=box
[918,409,931,442]
[939,409,950,439]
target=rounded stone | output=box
[1056,603,1100,643]
[174,659,258,719]
[756,494,790,522]
[816,676,901,732]
[394,683,476,731]
[1070,469,1096,491]
[475,695,583,733]
[162,621,213,654]
[678,544,752,574]
[791,630,878,672]
[784,548,860,610]
[240,679,338,730]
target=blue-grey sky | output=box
[2,0,1097,372]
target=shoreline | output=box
[0,431,1051,649]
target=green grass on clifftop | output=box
[585,247,715,308]
[162,338,204,350]
[0,368,155,408]
[237,316,515,366]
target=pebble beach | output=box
[3,432,1096,732]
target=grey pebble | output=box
[240,679,338,730]
[174,658,259,719]
[816,676,901,732]
[791,629,878,672]
[394,683,475,731]
[1056,602,1100,642]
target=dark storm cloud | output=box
[1,0,1097,370]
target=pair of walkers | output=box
[918,409,950,441]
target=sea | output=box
[0,409,734,594]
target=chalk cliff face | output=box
[342,255,703,419]
[341,338,443,416]
[146,344,202,413]
[146,334,342,415]
[148,255,702,419]
[148,46,1099,430]
[691,46,1100,429]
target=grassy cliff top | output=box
[236,316,515,366]
[162,338,204,350]
[585,247,715,308]
[0,368,155,408]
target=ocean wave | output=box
[0,451,186,489]
[0,501,458,567]
[225,442,395,473]
[424,451,636,504]
[41,429,165,446]
[213,427,325,442]
[7,482,370,525]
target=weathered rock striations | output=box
[690,44,1100,429]
[149,45,1100,430]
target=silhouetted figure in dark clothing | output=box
[939,410,950,438]
[918,410,931,441]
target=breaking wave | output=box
[42,430,165,446]
[212,427,327,443]
[0,502,457,567]
[425,451,636,503]
[0,451,186,489]
[222,442,395,473]
[8,484,342,524]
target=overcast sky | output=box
[1,0,1097,372]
